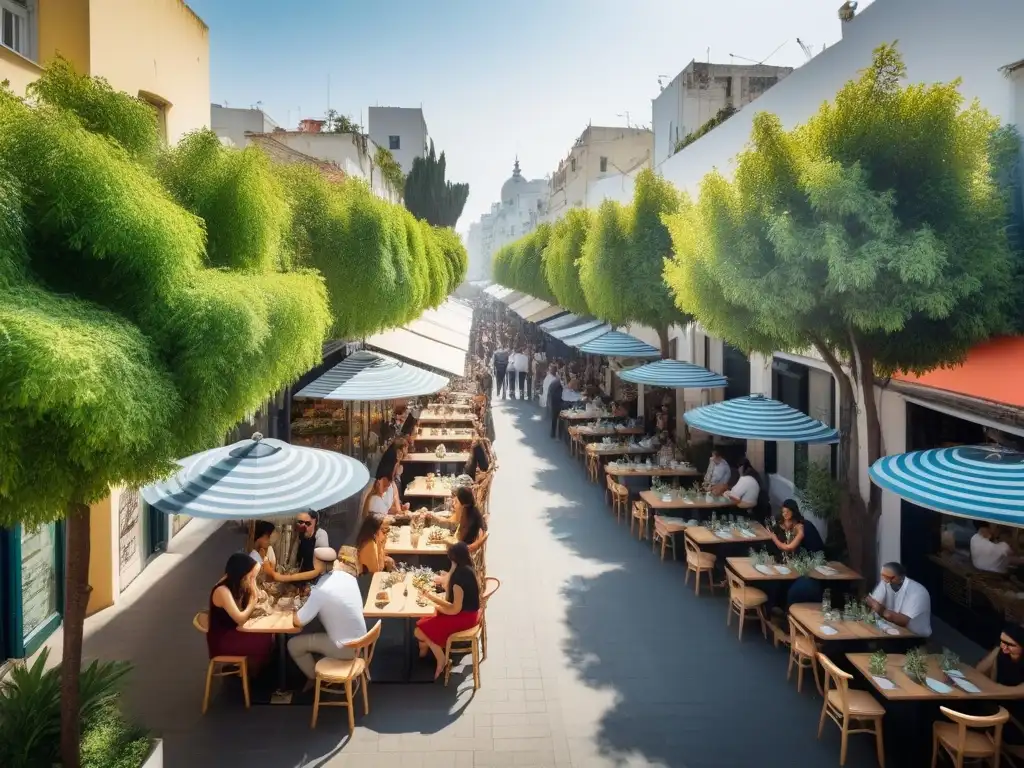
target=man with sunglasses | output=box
[865,561,932,637]
[293,512,329,577]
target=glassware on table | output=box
[822,588,832,614]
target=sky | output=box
[188,0,865,233]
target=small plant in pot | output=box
[869,649,888,678]
[902,647,929,684]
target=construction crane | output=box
[796,38,814,62]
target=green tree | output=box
[373,145,406,199]
[0,66,331,767]
[664,44,1017,574]
[542,208,593,316]
[404,140,469,228]
[492,224,555,302]
[324,109,362,134]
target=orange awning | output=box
[893,337,1024,408]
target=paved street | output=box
[74,398,877,767]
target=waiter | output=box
[546,365,564,439]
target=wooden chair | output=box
[787,620,821,695]
[310,621,383,732]
[630,500,649,540]
[726,570,768,641]
[586,452,600,483]
[816,653,886,767]
[471,531,489,582]
[684,537,717,596]
[611,482,630,524]
[932,705,1008,768]
[605,473,615,507]
[444,577,501,689]
[192,610,250,715]
[652,519,678,561]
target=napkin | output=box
[950,676,981,694]
[818,625,839,636]
[925,677,954,694]
[715,531,733,540]
[872,675,897,690]
[774,566,791,575]
[755,564,773,575]
[815,565,838,576]
[739,529,758,538]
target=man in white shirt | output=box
[725,463,761,508]
[866,561,932,637]
[704,450,732,490]
[540,365,558,408]
[288,550,368,685]
[512,348,529,400]
[971,522,1018,574]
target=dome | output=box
[501,158,525,205]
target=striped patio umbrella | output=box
[141,433,369,519]
[684,394,839,444]
[548,318,611,341]
[869,445,1024,525]
[617,359,727,388]
[576,330,661,358]
[294,349,448,401]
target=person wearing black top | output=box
[547,368,564,439]
[414,542,482,679]
[464,437,491,477]
[971,624,1024,744]
[770,498,825,556]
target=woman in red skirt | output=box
[208,553,274,673]
[415,542,481,679]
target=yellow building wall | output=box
[38,0,90,74]
[0,45,42,97]
[88,0,210,144]
[87,493,117,616]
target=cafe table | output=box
[639,489,738,512]
[384,524,456,557]
[652,516,690,560]
[788,603,917,642]
[414,428,476,442]
[404,476,454,499]
[364,571,441,682]
[684,522,771,547]
[586,443,658,458]
[846,652,1024,701]
[417,410,477,424]
[240,597,302,702]
[560,410,612,422]
[607,465,701,480]
[727,558,862,584]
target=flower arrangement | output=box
[902,647,929,684]
[435,443,447,459]
[749,547,776,567]
[869,649,888,678]
[785,550,827,576]
[941,648,961,674]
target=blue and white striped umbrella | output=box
[141,434,370,519]
[294,349,448,401]
[538,313,581,331]
[869,445,1024,525]
[618,359,727,388]
[548,318,610,341]
[684,394,839,444]
[576,330,661,358]
[561,324,618,348]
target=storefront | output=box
[1,522,64,660]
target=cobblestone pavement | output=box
[73,399,878,767]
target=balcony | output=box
[0,44,42,96]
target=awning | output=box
[294,349,448,401]
[618,359,728,388]
[684,394,840,444]
[365,328,467,377]
[576,330,660,358]
[869,445,1024,525]
[538,313,582,331]
[526,305,567,324]
[142,435,369,520]
[561,324,618,348]
[500,290,526,306]
[548,318,611,341]
[484,284,508,298]
[512,297,552,320]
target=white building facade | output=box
[367,106,428,175]
[210,104,279,148]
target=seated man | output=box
[865,561,932,637]
[971,522,1020,574]
[287,550,367,689]
[724,460,761,510]
[704,450,732,493]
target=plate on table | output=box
[774,566,792,575]
[815,565,838,576]
[715,530,733,540]
[818,625,839,636]
[950,676,981,694]
[755,564,773,575]
[661,495,673,502]
[925,677,954,694]
[739,529,758,538]
[687,519,699,526]
[872,675,897,690]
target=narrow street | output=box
[76,398,877,768]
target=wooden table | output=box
[727,558,862,583]
[789,603,918,641]
[404,477,453,498]
[418,412,477,424]
[384,525,455,556]
[640,489,737,511]
[362,572,438,620]
[684,522,771,546]
[561,410,612,422]
[404,452,471,464]
[415,429,475,442]
[576,425,647,438]
[607,465,700,479]
[586,444,658,458]
[847,652,1024,700]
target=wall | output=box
[0,45,41,96]
[211,105,277,148]
[88,0,210,145]
[659,0,1024,196]
[269,132,401,202]
[367,106,427,174]
[0,0,89,97]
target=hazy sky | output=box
[188,0,865,232]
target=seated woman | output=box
[464,435,492,479]
[434,486,487,554]
[249,521,277,579]
[355,515,395,575]
[971,624,1024,746]
[414,542,482,679]
[770,498,825,555]
[207,553,274,672]
[363,475,395,520]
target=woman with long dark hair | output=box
[207,553,274,670]
[414,542,482,679]
[770,498,825,555]
[452,486,487,553]
[355,515,395,574]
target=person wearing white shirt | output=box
[249,521,278,577]
[540,368,558,408]
[725,461,761,508]
[363,475,394,519]
[512,349,529,399]
[866,562,932,637]
[288,550,368,682]
[704,450,732,490]
[971,523,1018,574]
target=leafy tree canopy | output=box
[404,140,470,228]
[542,208,592,316]
[492,223,555,302]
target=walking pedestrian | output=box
[492,342,509,399]
[512,347,529,400]
[546,365,564,439]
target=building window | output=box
[389,135,400,150]
[570,157,577,172]
[599,156,608,173]
[1,0,33,59]
[139,92,169,144]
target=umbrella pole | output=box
[245,520,255,554]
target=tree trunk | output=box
[657,326,672,359]
[852,335,883,581]
[60,502,92,768]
